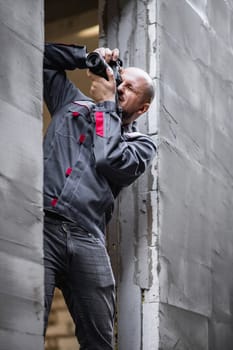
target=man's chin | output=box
[121,111,132,125]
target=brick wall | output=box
[45,289,79,350]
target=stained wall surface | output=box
[0,1,44,349]
[158,0,233,348]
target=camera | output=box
[86,52,123,86]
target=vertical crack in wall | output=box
[141,288,145,350]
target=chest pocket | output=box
[44,101,95,166]
[55,101,94,142]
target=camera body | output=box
[86,52,122,86]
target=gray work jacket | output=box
[43,43,156,238]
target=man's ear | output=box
[126,103,150,125]
[137,102,150,116]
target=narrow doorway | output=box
[44,1,98,349]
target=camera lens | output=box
[86,52,108,80]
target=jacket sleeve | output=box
[93,101,156,187]
[43,43,88,115]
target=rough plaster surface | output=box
[101,0,233,349]
[0,1,44,349]
[158,0,233,348]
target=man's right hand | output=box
[87,67,116,103]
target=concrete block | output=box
[0,329,43,350]
[160,303,208,350]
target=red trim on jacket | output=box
[95,111,104,137]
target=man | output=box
[43,43,156,350]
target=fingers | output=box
[104,48,112,63]
[93,47,120,63]
[87,65,116,102]
[94,47,105,57]
[112,48,119,61]
[86,69,104,81]
[106,67,114,81]
[87,67,115,86]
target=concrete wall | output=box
[0,1,44,349]
[158,1,233,348]
[99,0,159,349]
[101,0,233,349]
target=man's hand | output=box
[87,67,116,103]
[86,47,120,103]
[93,47,120,64]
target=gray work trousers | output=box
[43,213,115,349]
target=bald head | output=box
[123,67,155,104]
[117,67,155,124]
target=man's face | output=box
[117,68,148,124]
